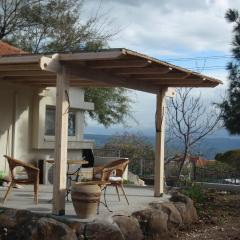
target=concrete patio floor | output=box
[0,184,169,219]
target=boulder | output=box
[85,221,124,240]
[150,202,183,231]
[67,222,85,240]
[112,215,143,240]
[148,210,169,239]
[0,208,18,228]
[22,217,77,240]
[170,193,198,226]
[133,208,169,239]
[16,209,38,225]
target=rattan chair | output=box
[2,155,39,204]
[93,158,130,205]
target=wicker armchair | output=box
[2,155,39,204]
[93,158,129,204]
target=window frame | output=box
[45,105,77,138]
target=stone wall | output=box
[0,193,197,240]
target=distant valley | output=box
[84,134,240,159]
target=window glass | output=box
[45,106,76,136]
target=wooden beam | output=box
[0,64,40,71]
[0,55,40,64]
[113,67,172,75]
[87,59,151,69]
[40,54,61,73]
[154,88,167,197]
[165,88,176,97]
[135,72,192,80]
[3,76,56,81]
[52,66,69,215]
[59,50,123,61]
[0,70,54,77]
[64,63,159,93]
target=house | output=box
[0,41,94,177]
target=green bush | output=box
[182,183,205,203]
[215,149,240,171]
[0,171,5,185]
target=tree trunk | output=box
[176,147,188,182]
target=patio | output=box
[0,184,169,219]
[0,48,222,216]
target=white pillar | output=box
[52,66,69,215]
[154,88,167,197]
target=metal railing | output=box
[93,148,121,166]
[195,167,240,185]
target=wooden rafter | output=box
[87,59,152,69]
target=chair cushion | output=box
[109,176,123,182]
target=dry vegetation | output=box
[178,190,240,240]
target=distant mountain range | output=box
[84,133,240,159]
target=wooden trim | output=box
[135,73,192,80]
[114,67,172,75]
[0,64,40,71]
[64,64,159,93]
[52,65,69,215]
[0,55,40,64]
[0,70,54,77]
[154,88,167,197]
[87,59,151,69]
[59,50,123,61]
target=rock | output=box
[170,192,189,204]
[22,217,77,240]
[0,208,17,228]
[150,202,183,231]
[16,209,38,225]
[133,208,169,239]
[170,192,198,226]
[132,208,153,236]
[112,215,143,240]
[148,210,169,239]
[85,221,124,240]
[67,222,85,240]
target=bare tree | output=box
[167,88,222,179]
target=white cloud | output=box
[82,0,237,134]
[83,0,240,55]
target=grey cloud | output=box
[101,0,210,12]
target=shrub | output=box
[0,171,5,185]
[215,149,240,171]
[182,183,205,203]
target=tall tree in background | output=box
[220,9,240,134]
[167,88,221,179]
[0,0,132,127]
[104,132,155,176]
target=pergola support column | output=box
[52,66,69,215]
[154,88,167,197]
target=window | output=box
[45,106,76,136]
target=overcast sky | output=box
[83,0,240,136]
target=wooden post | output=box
[52,66,69,215]
[154,88,167,197]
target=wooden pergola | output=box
[0,48,222,215]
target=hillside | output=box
[84,134,240,159]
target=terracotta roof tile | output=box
[0,41,27,56]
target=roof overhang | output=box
[0,48,222,94]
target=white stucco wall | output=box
[0,85,14,172]
[0,83,94,173]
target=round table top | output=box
[46,159,88,165]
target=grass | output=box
[181,182,206,204]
